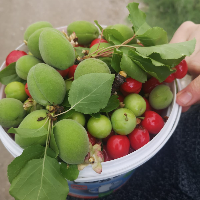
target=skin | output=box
[170,21,200,112]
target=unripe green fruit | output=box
[27,28,64,60]
[67,20,99,45]
[58,111,86,127]
[54,119,89,164]
[111,108,136,135]
[39,29,75,70]
[15,110,48,148]
[149,84,173,110]
[16,55,42,80]
[89,43,112,55]
[5,82,28,102]
[65,80,72,91]
[74,58,110,79]
[109,24,137,44]
[27,63,66,106]
[24,21,53,41]
[124,93,146,117]
[0,98,26,128]
[87,115,112,139]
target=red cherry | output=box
[6,50,27,66]
[117,95,124,102]
[102,129,115,144]
[57,68,69,78]
[87,132,97,146]
[102,145,113,162]
[128,126,150,150]
[129,146,135,154]
[174,59,188,79]
[68,64,78,80]
[141,111,164,134]
[143,98,151,112]
[120,77,142,94]
[142,77,161,94]
[164,73,175,83]
[25,83,32,98]
[90,38,108,48]
[107,135,130,159]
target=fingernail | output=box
[177,91,192,105]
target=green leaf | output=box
[8,127,48,138]
[0,62,25,85]
[74,47,90,58]
[111,48,123,73]
[135,39,196,63]
[9,156,69,200]
[50,128,59,158]
[61,91,71,107]
[128,50,174,82]
[94,19,123,45]
[137,27,168,46]
[120,53,147,83]
[57,108,75,121]
[127,2,151,35]
[7,145,45,184]
[60,162,79,181]
[68,73,115,114]
[100,95,120,112]
[91,112,101,118]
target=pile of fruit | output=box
[0,2,195,200]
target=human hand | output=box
[170,21,200,112]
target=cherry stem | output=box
[84,34,136,59]
[124,113,128,121]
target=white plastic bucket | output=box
[0,26,182,198]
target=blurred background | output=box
[0,0,200,199]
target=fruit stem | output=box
[124,113,128,121]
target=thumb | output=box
[176,75,200,107]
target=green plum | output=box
[74,58,110,79]
[27,63,66,106]
[16,55,42,80]
[24,21,53,41]
[54,119,89,164]
[5,82,28,102]
[0,98,26,128]
[124,93,146,117]
[149,84,173,110]
[15,109,48,148]
[111,108,136,135]
[67,20,99,45]
[87,115,112,139]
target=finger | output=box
[170,21,197,44]
[181,106,191,113]
[185,52,200,79]
[176,75,200,107]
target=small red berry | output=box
[128,126,150,150]
[90,38,108,48]
[117,95,124,102]
[143,98,151,112]
[68,64,78,80]
[174,59,188,79]
[141,111,164,134]
[87,132,97,146]
[25,83,32,98]
[102,145,113,162]
[6,50,27,66]
[102,129,115,144]
[120,77,142,94]
[164,73,175,83]
[57,68,69,78]
[107,135,130,159]
[142,77,161,94]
